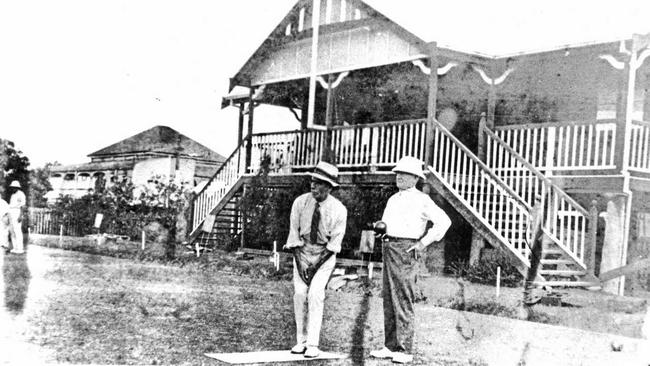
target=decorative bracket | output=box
[598,55,625,70]
[471,65,514,86]
[599,33,650,71]
[316,72,349,89]
[252,85,266,100]
[411,60,458,76]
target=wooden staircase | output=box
[193,192,243,248]
[427,119,600,287]
[190,142,248,249]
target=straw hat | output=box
[9,180,21,188]
[392,156,425,179]
[308,161,340,187]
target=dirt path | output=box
[1,245,648,365]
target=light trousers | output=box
[9,209,23,253]
[293,254,336,347]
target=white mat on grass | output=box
[204,350,346,364]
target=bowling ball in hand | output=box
[373,221,387,235]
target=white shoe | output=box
[290,344,306,354]
[391,352,413,364]
[304,346,320,358]
[370,347,394,359]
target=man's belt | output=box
[384,235,418,242]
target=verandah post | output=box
[425,42,438,166]
[586,200,599,275]
[245,87,255,172]
[323,74,335,163]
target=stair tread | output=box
[539,269,586,275]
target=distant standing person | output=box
[284,162,347,358]
[371,156,451,364]
[9,180,26,254]
[0,197,17,253]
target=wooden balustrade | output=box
[430,120,533,263]
[494,120,617,172]
[629,120,650,173]
[192,142,247,230]
[330,119,427,167]
[247,120,427,170]
[485,127,589,268]
[249,129,325,172]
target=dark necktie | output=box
[310,202,321,244]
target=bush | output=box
[448,250,523,288]
[48,179,192,259]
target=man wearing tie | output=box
[284,161,347,358]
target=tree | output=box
[29,162,57,207]
[0,139,30,202]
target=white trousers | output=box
[9,209,23,253]
[293,254,336,347]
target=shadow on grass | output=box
[3,253,31,314]
[350,277,372,365]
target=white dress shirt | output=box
[381,187,451,247]
[285,193,347,253]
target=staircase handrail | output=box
[429,118,534,263]
[194,139,247,199]
[485,125,589,268]
[431,119,531,211]
[483,127,589,216]
[192,140,247,232]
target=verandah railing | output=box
[330,119,427,167]
[248,119,428,171]
[485,128,591,268]
[629,120,650,173]
[249,129,325,172]
[493,120,617,172]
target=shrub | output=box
[48,179,192,259]
[448,250,523,288]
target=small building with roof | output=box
[48,125,225,200]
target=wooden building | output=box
[49,125,225,201]
[190,0,650,295]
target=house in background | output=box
[47,125,225,201]
[191,0,650,295]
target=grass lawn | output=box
[4,235,648,365]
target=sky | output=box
[1,0,650,168]
[0,0,297,167]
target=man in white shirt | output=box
[370,156,451,364]
[9,180,26,254]
[284,161,347,359]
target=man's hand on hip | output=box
[406,241,427,259]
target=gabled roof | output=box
[233,0,650,87]
[89,125,225,163]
